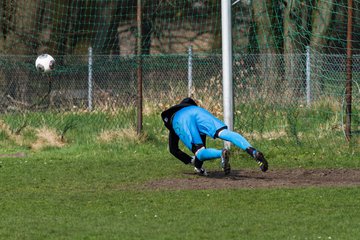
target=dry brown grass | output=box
[0,120,12,136]
[0,120,23,145]
[245,129,288,140]
[31,127,65,150]
[1,120,65,150]
[98,127,148,144]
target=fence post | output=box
[306,46,311,107]
[136,0,143,134]
[88,46,93,111]
[345,0,353,141]
[188,45,193,97]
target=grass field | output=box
[1,110,360,239]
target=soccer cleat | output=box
[194,167,208,176]
[254,151,268,172]
[221,149,231,175]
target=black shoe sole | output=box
[255,152,268,172]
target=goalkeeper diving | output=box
[161,97,268,176]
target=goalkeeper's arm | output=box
[168,130,192,164]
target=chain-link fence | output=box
[0,53,359,144]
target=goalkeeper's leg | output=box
[218,129,268,172]
[195,147,231,175]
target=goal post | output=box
[222,0,233,148]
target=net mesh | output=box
[0,0,359,159]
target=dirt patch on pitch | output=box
[144,168,360,190]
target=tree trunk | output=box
[252,0,281,102]
[283,0,308,101]
[0,0,39,106]
[310,0,334,100]
[0,0,38,54]
[93,1,121,55]
[310,0,334,50]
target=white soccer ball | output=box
[35,54,55,73]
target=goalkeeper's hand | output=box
[190,156,196,165]
[191,156,204,169]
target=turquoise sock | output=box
[196,148,222,161]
